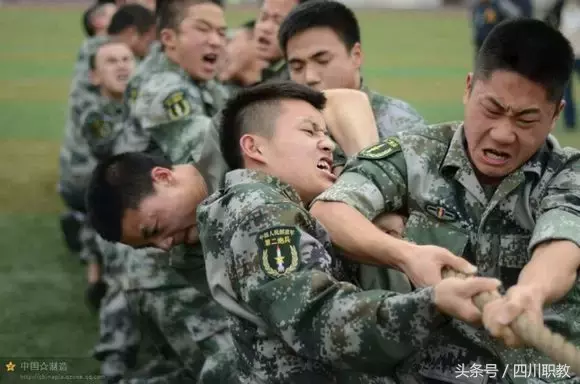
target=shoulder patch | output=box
[84,112,112,139]
[358,137,401,160]
[257,226,301,279]
[163,90,193,121]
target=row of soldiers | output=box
[57,0,580,383]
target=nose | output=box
[305,66,321,88]
[488,120,516,145]
[258,20,275,35]
[319,135,335,152]
[208,30,224,48]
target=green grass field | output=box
[1,4,580,379]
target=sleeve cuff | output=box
[407,287,449,342]
[312,172,385,221]
[529,209,580,252]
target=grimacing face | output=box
[162,2,227,81]
[287,27,362,91]
[120,166,207,250]
[462,70,563,183]
[242,99,336,203]
[92,42,136,98]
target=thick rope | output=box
[442,268,580,374]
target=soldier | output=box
[106,4,157,61]
[279,0,425,143]
[83,2,118,38]
[217,20,269,93]
[310,19,580,383]
[58,4,156,256]
[191,81,501,383]
[74,41,142,383]
[123,0,229,161]
[278,0,425,292]
[87,1,234,381]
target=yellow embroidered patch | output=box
[163,90,192,121]
[257,226,301,279]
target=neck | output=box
[353,74,361,90]
[101,88,123,102]
[179,164,208,201]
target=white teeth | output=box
[317,160,331,170]
[485,150,507,160]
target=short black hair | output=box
[107,4,156,36]
[82,3,100,37]
[278,0,360,56]
[220,80,326,170]
[475,18,574,103]
[86,152,173,242]
[156,0,222,36]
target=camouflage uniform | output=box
[197,169,452,383]
[123,48,229,161]
[261,59,289,82]
[314,121,580,383]
[114,48,234,382]
[93,237,142,384]
[333,83,425,295]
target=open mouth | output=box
[202,53,218,65]
[483,148,510,164]
[316,157,335,180]
[116,73,129,81]
[257,36,271,48]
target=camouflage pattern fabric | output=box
[197,168,452,383]
[111,44,233,382]
[314,121,580,383]
[123,48,229,163]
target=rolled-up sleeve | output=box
[314,151,408,222]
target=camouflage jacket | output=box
[123,47,230,164]
[119,46,230,292]
[197,169,449,384]
[261,59,289,83]
[332,84,426,169]
[59,90,125,196]
[315,121,580,383]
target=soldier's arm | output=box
[310,137,414,268]
[523,156,580,304]
[230,202,447,374]
[376,98,426,138]
[132,74,214,164]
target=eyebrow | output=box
[289,50,329,64]
[300,117,328,134]
[485,97,541,116]
[195,19,227,32]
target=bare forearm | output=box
[519,240,580,304]
[310,201,411,267]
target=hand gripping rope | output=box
[441,268,580,374]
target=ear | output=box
[350,42,363,70]
[89,69,100,87]
[150,167,175,186]
[239,134,267,165]
[550,99,566,132]
[160,28,177,51]
[463,72,474,105]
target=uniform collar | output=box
[224,169,303,205]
